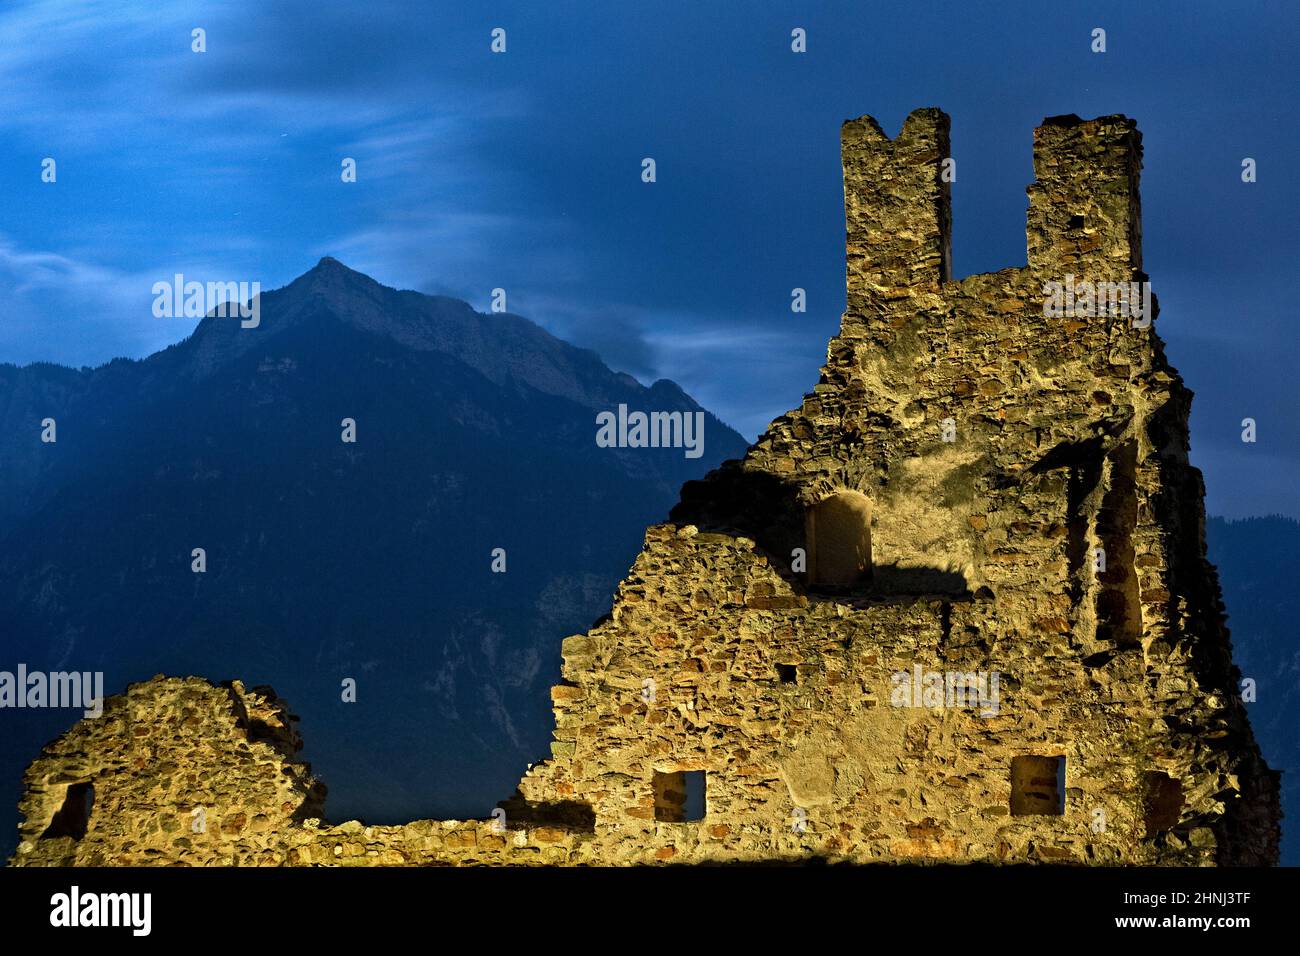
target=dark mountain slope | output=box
[0,260,749,855]
[1206,515,1300,866]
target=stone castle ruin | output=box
[11,109,1280,866]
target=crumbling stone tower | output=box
[12,109,1279,867]
[508,108,1280,864]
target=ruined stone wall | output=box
[10,676,601,866]
[11,109,1279,867]
[14,678,323,866]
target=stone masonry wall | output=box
[11,109,1279,867]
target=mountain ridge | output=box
[3,256,724,424]
[0,259,742,529]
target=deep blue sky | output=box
[1,0,1295,517]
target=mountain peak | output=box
[277,256,390,317]
[299,254,371,287]
[311,255,354,274]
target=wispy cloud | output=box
[0,234,302,366]
[0,236,177,365]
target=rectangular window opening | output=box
[1010,755,1065,816]
[652,770,706,822]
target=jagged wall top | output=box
[841,108,1143,310]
